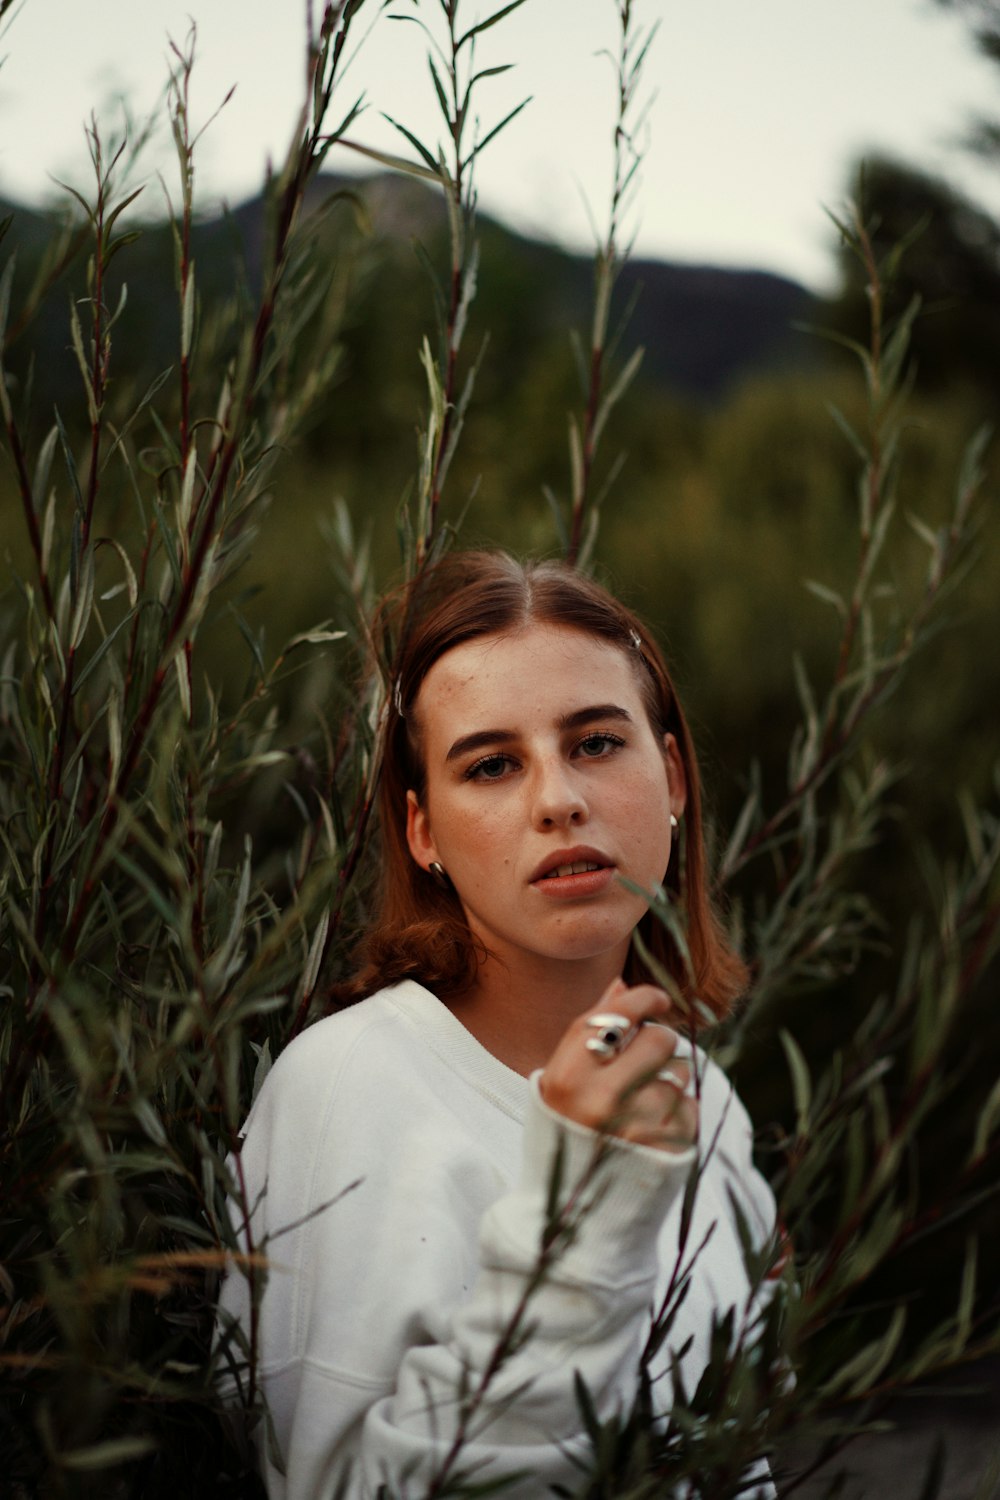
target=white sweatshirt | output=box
[217,981,777,1498]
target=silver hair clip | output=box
[629,629,642,650]
[393,677,405,719]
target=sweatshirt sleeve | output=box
[218,1057,695,1500]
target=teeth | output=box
[544,861,601,879]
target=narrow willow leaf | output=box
[803,578,847,617]
[70,612,133,693]
[181,262,195,360]
[41,485,57,574]
[104,184,145,235]
[881,295,921,392]
[952,1237,977,1354]
[31,424,59,516]
[970,1075,1000,1164]
[69,544,95,650]
[205,838,252,989]
[825,400,868,461]
[69,297,99,425]
[54,404,85,512]
[792,653,818,745]
[906,510,940,552]
[113,850,180,928]
[60,1436,158,1470]
[456,0,530,50]
[97,536,139,609]
[174,650,192,720]
[133,1096,168,1148]
[251,1038,273,1104]
[204,820,223,887]
[471,62,515,85]
[177,446,197,536]
[286,627,347,650]
[590,344,643,450]
[573,1369,601,1443]
[955,422,990,518]
[839,1305,906,1398]
[466,96,532,166]
[297,910,330,1006]
[379,114,439,172]
[721,778,759,875]
[107,684,121,789]
[567,414,583,505]
[316,794,338,858]
[779,1030,812,1137]
[858,494,896,598]
[427,54,450,122]
[337,138,443,185]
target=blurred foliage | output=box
[0,0,999,1495]
[823,153,1000,402]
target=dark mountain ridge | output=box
[1,171,816,408]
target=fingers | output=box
[539,979,699,1155]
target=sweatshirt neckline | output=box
[385,980,530,1121]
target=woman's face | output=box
[406,623,686,978]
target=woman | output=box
[218,552,779,1499]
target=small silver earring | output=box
[670,814,679,831]
[428,861,452,891]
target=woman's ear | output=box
[406,789,438,872]
[662,733,688,822]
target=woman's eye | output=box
[576,732,624,758]
[465,753,515,782]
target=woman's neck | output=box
[448,947,628,1077]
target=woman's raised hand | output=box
[539,978,698,1154]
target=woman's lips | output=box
[530,857,615,898]
[538,859,602,879]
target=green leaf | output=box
[69,543,96,651]
[464,96,532,167]
[380,113,439,172]
[31,423,59,517]
[456,0,531,51]
[590,345,643,450]
[427,54,450,123]
[338,136,442,184]
[779,1029,812,1137]
[803,577,847,618]
[60,1436,158,1470]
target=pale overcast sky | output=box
[1,0,997,290]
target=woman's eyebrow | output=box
[445,728,517,763]
[559,704,634,732]
[444,705,634,764]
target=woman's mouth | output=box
[539,860,602,880]
[530,851,616,898]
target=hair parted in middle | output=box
[344,550,747,1023]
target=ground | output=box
[776,1355,1000,1498]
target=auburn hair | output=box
[343,551,747,1023]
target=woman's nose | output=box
[532,759,587,828]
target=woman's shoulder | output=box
[241,982,437,1134]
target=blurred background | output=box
[2,0,998,876]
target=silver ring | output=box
[584,1012,635,1059]
[656,1065,696,1098]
